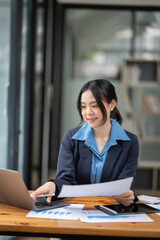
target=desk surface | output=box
[0,196,160,239]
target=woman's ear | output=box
[110,99,116,111]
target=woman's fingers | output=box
[112,190,134,206]
[31,181,56,203]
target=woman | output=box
[32,79,139,206]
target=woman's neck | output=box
[93,120,111,141]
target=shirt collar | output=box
[72,119,130,142]
[72,122,92,141]
[110,119,130,141]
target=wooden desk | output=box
[0,196,160,239]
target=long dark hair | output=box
[77,79,123,125]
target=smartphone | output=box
[95,203,160,215]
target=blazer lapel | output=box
[101,144,122,181]
[79,142,92,183]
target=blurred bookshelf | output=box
[121,58,160,195]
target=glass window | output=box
[135,11,160,58]
[64,9,132,81]
[19,1,46,184]
[0,0,11,168]
[18,0,28,175]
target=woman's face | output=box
[80,89,115,129]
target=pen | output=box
[37,194,55,198]
[30,193,55,198]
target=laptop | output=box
[0,168,70,211]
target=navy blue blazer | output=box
[53,126,139,196]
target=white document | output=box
[138,195,160,204]
[79,210,154,223]
[26,204,84,220]
[58,177,133,198]
[148,204,160,211]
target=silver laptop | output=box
[0,168,69,211]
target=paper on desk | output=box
[138,195,160,204]
[79,210,154,223]
[147,204,160,211]
[58,177,133,198]
[26,204,84,220]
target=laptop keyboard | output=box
[34,199,70,211]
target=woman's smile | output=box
[86,117,98,123]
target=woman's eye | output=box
[81,105,86,109]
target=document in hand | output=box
[58,177,133,198]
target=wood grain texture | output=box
[0,196,160,238]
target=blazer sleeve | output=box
[118,133,139,193]
[52,129,78,194]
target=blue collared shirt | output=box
[72,119,130,183]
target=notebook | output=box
[0,168,70,211]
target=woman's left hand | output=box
[112,190,135,207]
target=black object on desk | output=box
[95,203,160,215]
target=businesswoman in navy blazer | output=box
[32,79,139,207]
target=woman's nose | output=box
[86,107,93,114]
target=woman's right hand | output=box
[31,181,56,203]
